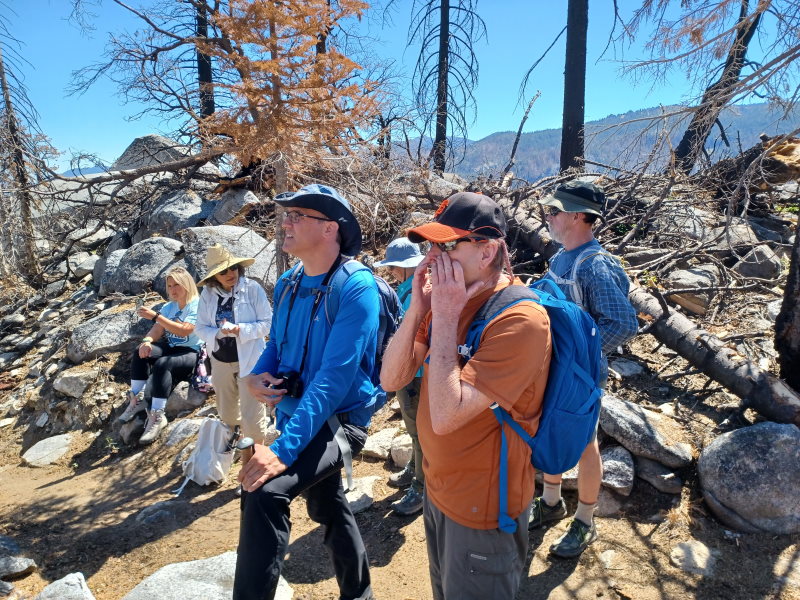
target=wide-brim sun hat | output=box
[374,237,424,269]
[274,183,362,256]
[540,180,606,219]
[407,192,506,243]
[197,244,255,286]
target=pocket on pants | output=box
[466,549,517,576]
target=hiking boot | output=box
[118,390,146,423]
[549,518,598,558]
[528,496,568,530]
[388,461,415,489]
[391,486,423,516]
[139,409,168,445]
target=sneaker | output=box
[388,461,415,489]
[549,518,598,558]
[139,409,168,445]
[528,496,568,530]
[118,390,146,423]
[391,486,423,516]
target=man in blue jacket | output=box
[236,184,379,600]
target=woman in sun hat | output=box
[374,237,428,516]
[118,266,202,446]
[195,244,272,470]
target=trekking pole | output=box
[225,425,241,452]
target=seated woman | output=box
[118,266,202,445]
[195,244,272,471]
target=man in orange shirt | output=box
[381,192,552,600]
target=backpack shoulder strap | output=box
[323,259,371,325]
[460,285,539,360]
[274,262,304,314]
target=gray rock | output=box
[37,309,59,322]
[595,487,624,517]
[164,418,204,447]
[120,551,291,600]
[104,237,183,296]
[390,433,413,467]
[180,226,277,295]
[112,134,194,171]
[35,412,49,428]
[600,394,693,468]
[601,445,635,496]
[66,309,151,363]
[208,189,261,226]
[0,535,20,556]
[732,245,783,280]
[75,255,101,279]
[22,433,73,467]
[105,231,132,256]
[135,500,183,527]
[165,382,207,419]
[0,417,14,428]
[635,456,683,494]
[134,188,213,243]
[766,299,783,321]
[654,205,713,241]
[345,476,381,514]
[49,251,91,278]
[670,540,717,576]
[34,572,96,600]
[1,314,25,329]
[709,220,760,250]
[0,555,36,579]
[608,358,644,378]
[53,368,99,399]
[97,249,126,297]
[362,427,399,460]
[666,265,720,315]
[120,416,146,445]
[0,579,12,595]
[698,422,800,534]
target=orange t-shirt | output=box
[415,279,551,530]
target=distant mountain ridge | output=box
[451,103,800,181]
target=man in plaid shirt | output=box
[529,180,638,557]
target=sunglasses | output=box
[217,266,238,276]
[542,205,562,217]
[283,210,333,225]
[434,237,489,252]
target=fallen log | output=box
[496,194,800,425]
[630,285,800,425]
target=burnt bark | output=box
[196,3,215,119]
[432,0,450,174]
[672,0,762,174]
[559,0,588,172]
[775,214,800,392]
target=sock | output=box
[542,481,562,506]
[131,380,147,396]
[574,500,596,526]
[150,397,167,412]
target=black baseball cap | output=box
[407,192,506,243]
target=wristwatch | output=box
[151,310,161,323]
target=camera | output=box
[271,371,304,398]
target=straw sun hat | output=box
[197,244,255,286]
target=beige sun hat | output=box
[197,244,255,286]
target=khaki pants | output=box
[211,357,268,442]
[424,494,529,600]
[396,377,424,489]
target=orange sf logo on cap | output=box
[433,199,449,220]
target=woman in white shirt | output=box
[118,266,202,445]
[195,244,272,469]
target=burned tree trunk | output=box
[559,0,588,172]
[775,215,800,393]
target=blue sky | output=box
[9,1,691,170]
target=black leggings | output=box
[130,341,198,399]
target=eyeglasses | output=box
[217,266,237,276]
[283,210,333,225]
[434,237,489,252]
[542,206,562,217]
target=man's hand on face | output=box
[429,251,486,320]
[245,372,288,407]
[238,443,287,492]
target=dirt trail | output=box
[1,411,799,600]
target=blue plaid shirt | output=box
[546,239,638,356]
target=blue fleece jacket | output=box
[252,263,381,467]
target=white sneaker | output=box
[139,409,167,445]
[118,390,146,423]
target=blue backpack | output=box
[459,278,603,533]
[276,258,402,411]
